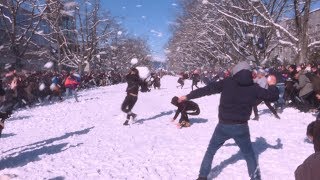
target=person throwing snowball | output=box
[178,61,279,180]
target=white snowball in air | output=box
[44,61,54,69]
[73,73,80,78]
[50,83,56,91]
[136,66,150,79]
[117,31,122,36]
[131,58,138,65]
[39,83,46,91]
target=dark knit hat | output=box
[171,96,179,106]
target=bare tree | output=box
[0,0,48,69]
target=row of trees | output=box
[166,0,320,71]
[0,0,151,73]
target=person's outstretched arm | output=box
[172,108,181,121]
[179,80,224,102]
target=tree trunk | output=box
[297,0,311,64]
[15,56,22,71]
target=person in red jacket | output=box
[64,73,80,102]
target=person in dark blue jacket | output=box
[178,61,279,180]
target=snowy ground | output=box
[0,76,316,180]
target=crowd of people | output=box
[177,63,320,116]
[0,64,163,136]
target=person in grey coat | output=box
[294,70,314,109]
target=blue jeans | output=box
[66,88,79,102]
[275,83,285,109]
[199,123,261,180]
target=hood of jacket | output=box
[233,69,254,86]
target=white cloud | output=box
[166,21,179,26]
[172,3,177,6]
[152,55,166,62]
[136,4,142,8]
[150,29,163,37]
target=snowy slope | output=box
[0,76,315,180]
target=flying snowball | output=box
[136,66,150,80]
[44,61,54,69]
[50,83,57,91]
[202,0,209,4]
[117,31,122,36]
[39,83,46,91]
[131,58,138,65]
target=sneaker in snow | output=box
[184,121,191,127]
[123,120,129,126]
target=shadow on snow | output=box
[134,110,174,124]
[0,127,94,170]
[1,133,16,138]
[190,118,208,124]
[208,137,283,179]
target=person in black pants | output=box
[191,71,201,91]
[122,68,141,126]
[0,79,17,137]
[171,96,200,128]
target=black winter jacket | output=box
[172,101,200,120]
[125,73,141,95]
[186,70,279,124]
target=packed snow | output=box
[44,61,54,69]
[0,76,315,179]
[135,66,150,79]
[130,58,138,65]
[38,83,46,91]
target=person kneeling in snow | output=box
[171,96,200,128]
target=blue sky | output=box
[102,0,180,62]
[101,1,320,62]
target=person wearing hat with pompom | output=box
[178,61,279,180]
